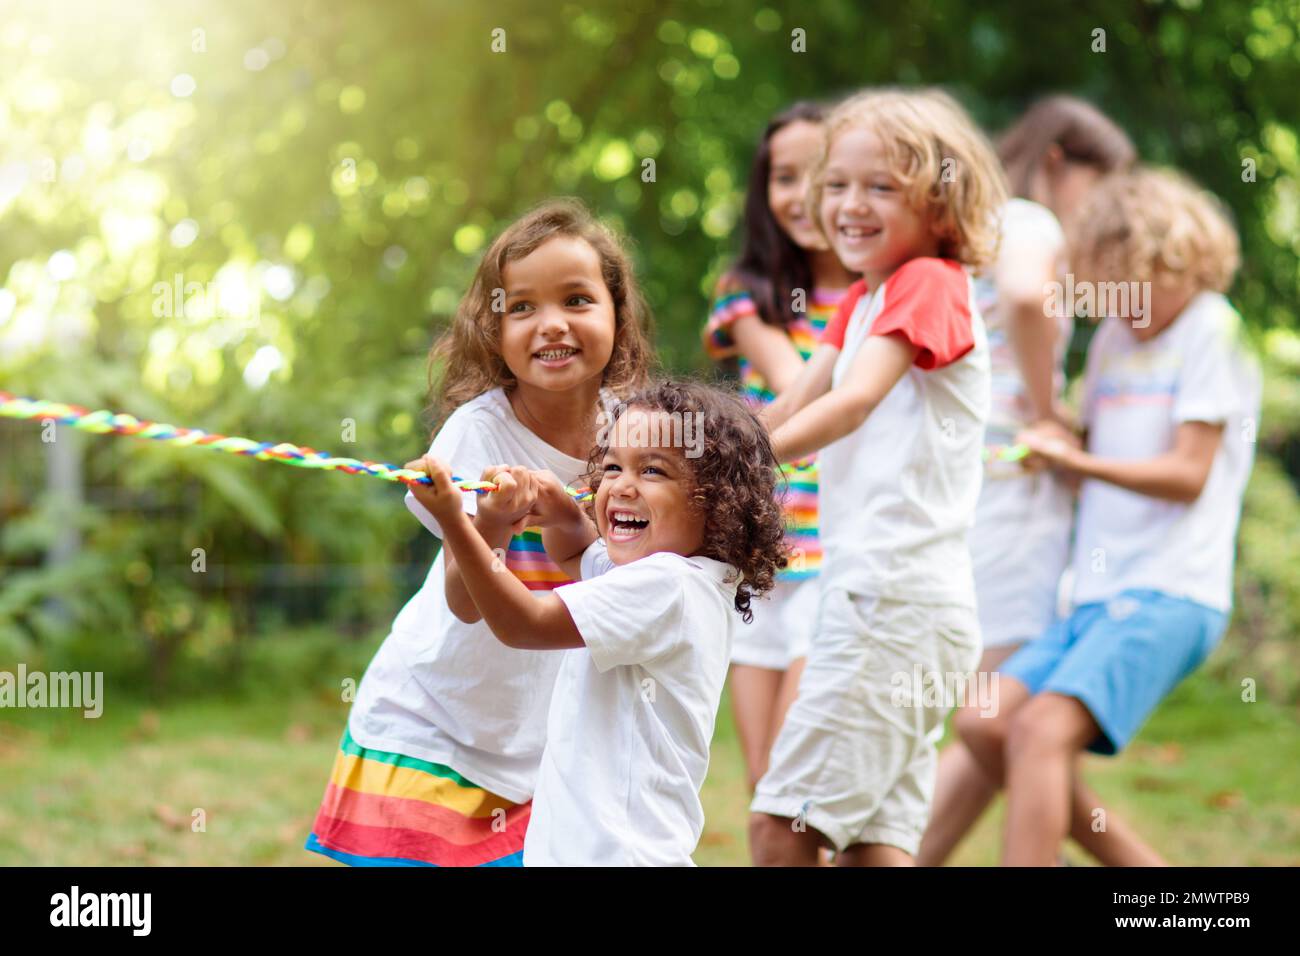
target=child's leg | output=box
[769,657,805,753]
[835,600,983,868]
[731,579,815,792]
[917,743,997,865]
[744,658,819,864]
[729,664,785,792]
[748,812,823,866]
[1002,691,1099,865]
[918,644,1021,866]
[837,843,914,866]
[958,609,1082,785]
[1002,591,1227,866]
[953,674,1034,785]
[751,590,977,866]
[1069,776,1168,866]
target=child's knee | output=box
[1005,694,1086,761]
[748,811,804,864]
[748,811,783,849]
[955,703,1006,759]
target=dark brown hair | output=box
[428,198,655,425]
[998,95,1136,199]
[581,380,787,623]
[727,101,828,328]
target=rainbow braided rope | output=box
[983,443,1030,463]
[0,392,594,501]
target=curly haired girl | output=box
[308,198,653,868]
[405,379,788,865]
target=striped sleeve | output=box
[702,276,759,362]
[819,279,869,350]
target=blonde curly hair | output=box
[1067,166,1240,292]
[809,87,1009,269]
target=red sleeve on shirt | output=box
[869,258,974,370]
[819,279,870,350]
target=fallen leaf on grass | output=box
[1148,742,1184,765]
[1207,789,1244,810]
[117,843,149,861]
[153,804,188,831]
[130,710,161,740]
[284,723,311,744]
[0,722,40,760]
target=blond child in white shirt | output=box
[749,87,1008,865]
[960,167,1260,866]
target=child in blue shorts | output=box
[956,167,1261,866]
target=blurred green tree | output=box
[1,0,1297,694]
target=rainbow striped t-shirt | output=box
[505,527,573,591]
[702,276,850,580]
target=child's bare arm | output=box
[769,333,918,462]
[442,512,515,624]
[761,344,840,433]
[410,456,584,649]
[442,509,585,650]
[729,313,807,397]
[407,463,536,624]
[997,233,1062,425]
[1019,420,1223,503]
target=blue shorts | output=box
[1000,589,1227,755]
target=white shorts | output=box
[750,588,981,855]
[730,576,818,670]
[970,470,1073,648]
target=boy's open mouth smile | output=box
[534,345,581,368]
[608,508,650,543]
[838,223,881,245]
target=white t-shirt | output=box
[1072,292,1261,612]
[972,198,1072,448]
[348,387,607,803]
[523,540,738,866]
[967,199,1076,645]
[816,258,991,607]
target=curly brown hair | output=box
[580,380,788,624]
[427,198,655,426]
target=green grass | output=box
[1,668,1297,865]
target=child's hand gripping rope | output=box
[526,469,589,529]
[1015,419,1084,471]
[405,458,540,536]
[400,455,465,523]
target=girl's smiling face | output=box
[820,126,941,286]
[499,235,616,393]
[767,119,829,252]
[595,406,705,565]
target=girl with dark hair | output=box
[701,103,857,796]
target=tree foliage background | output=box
[1,0,1298,699]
